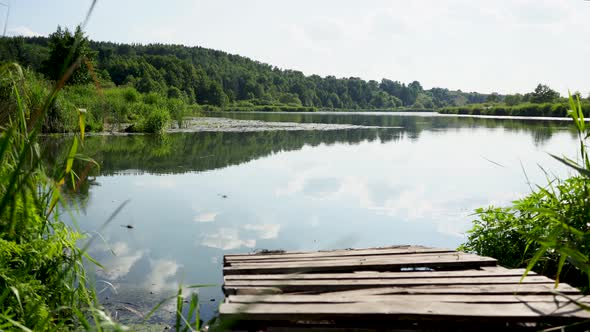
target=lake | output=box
[47,112,578,325]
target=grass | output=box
[0,68,202,134]
[459,93,590,291]
[0,57,128,331]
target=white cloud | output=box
[194,212,217,223]
[200,228,256,250]
[199,223,281,250]
[95,241,144,280]
[144,259,181,292]
[7,26,42,37]
[243,223,280,240]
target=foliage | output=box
[135,105,171,133]
[439,102,590,118]
[504,93,523,106]
[0,62,129,330]
[41,26,96,85]
[458,176,590,285]
[225,104,317,112]
[3,32,573,126]
[1,34,497,111]
[531,84,560,104]
[459,94,590,289]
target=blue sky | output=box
[3,0,590,95]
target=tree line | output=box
[0,26,497,111]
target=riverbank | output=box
[438,102,590,118]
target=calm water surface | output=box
[47,112,578,324]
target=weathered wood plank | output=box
[480,266,511,272]
[225,284,581,296]
[224,245,433,257]
[304,284,581,296]
[224,253,497,275]
[224,276,556,293]
[227,294,590,304]
[225,246,454,263]
[219,301,590,321]
[226,252,487,265]
[224,268,534,281]
[221,246,583,327]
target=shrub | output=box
[122,86,141,103]
[459,176,590,286]
[460,94,590,290]
[0,63,113,330]
[167,97,188,128]
[137,106,170,133]
[143,91,164,106]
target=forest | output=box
[2,27,581,134]
[0,27,495,111]
[0,27,498,131]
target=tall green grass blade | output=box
[142,294,178,322]
[9,287,23,315]
[521,246,547,282]
[550,154,590,178]
[555,254,567,287]
[0,315,33,332]
[65,136,78,175]
[176,287,183,331]
[185,293,199,332]
[78,108,86,143]
[13,83,27,138]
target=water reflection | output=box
[42,113,575,178]
[42,113,578,325]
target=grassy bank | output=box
[439,102,590,117]
[0,66,202,134]
[222,104,435,113]
[0,62,130,330]
[0,61,221,332]
[459,95,590,292]
[223,104,318,112]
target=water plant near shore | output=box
[460,94,590,290]
[0,59,127,330]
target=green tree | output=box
[504,94,523,106]
[530,84,560,103]
[486,92,500,103]
[41,26,96,84]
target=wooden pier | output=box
[220,245,590,331]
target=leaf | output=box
[550,154,590,178]
[9,287,23,314]
[186,284,217,289]
[78,108,86,143]
[576,94,585,132]
[554,254,567,288]
[0,315,33,332]
[83,252,104,269]
[142,294,178,322]
[13,83,27,137]
[186,293,199,332]
[521,247,547,282]
[65,136,78,174]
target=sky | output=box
[2,0,590,95]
